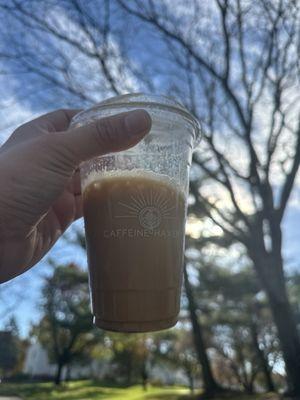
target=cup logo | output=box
[115,188,175,230]
[102,185,184,239]
[139,206,161,230]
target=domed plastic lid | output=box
[72,93,201,145]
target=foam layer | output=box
[82,169,185,198]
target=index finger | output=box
[1,109,82,153]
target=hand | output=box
[0,108,151,283]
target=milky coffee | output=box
[83,171,186,332]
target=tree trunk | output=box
[184,264,219,396]
[126,356,132,387]
[187,369,194,394]
[252,253,300,397]
[66,364,71,382]
[55,361,64,385]
[233,333,252,394]
[141,363,148,391]
[267,286,300,396]
[243,381,254,395]
[249,319,275,393]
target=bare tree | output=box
[113,0,300,396]
[1,0,300,395]
[0,0,131,109]
[184,264,220,396]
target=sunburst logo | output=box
[115,188,176,230]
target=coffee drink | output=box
[83,170,186,332]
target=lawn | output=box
[0,381,280,400]
[0,381,191,400]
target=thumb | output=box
[57,109,151,165]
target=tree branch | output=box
[278,116,300,221]
[117,0,248,130]
[236,0,251,101]
[61,0,121,95]
[216,0,231,81]
[6,0,121,95]
[191,184,248,244]
[201,134,252,230]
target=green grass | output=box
[0,381,280,400]
[0,381,191,400]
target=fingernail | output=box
[124,109,152,136]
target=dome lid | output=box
[72,93,201,145]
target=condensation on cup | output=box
[70,93,201,333]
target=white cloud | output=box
[0,98,35,145]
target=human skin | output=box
[0,108,151,283]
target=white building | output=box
[23,341,107,380]
[23,342,56,377]
[23,341,191,385]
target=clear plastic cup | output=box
[71,93,200,332]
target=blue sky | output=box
[0,220,87,337]
[0,0,300,339]
[0,142,299,339]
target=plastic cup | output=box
[70,93,200,332]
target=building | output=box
[23,341,190,385]
[23,341,107,380]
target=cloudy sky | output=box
[0,0,300,338]
[1,92,299,338]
